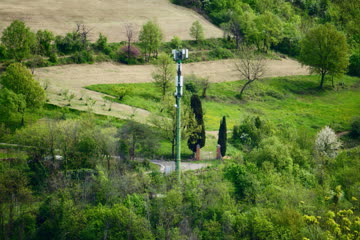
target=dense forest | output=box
[0,0,360,239]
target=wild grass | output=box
[86,75,360,135]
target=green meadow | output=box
[86,75,360,134]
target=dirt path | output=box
[0,0,222,42]
[151,160,209,174]
[35,58,308,121]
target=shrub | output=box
[95,53,111,62]
[209,47,234,59]
[248,136,293,172]
[55,32,86,54]
[272,37,300,57]
[113,86,131,101]
[348,50,360,76]
[71,51,94,64]
[117,45,141,64]
[232,116,272,150]
[315,126,341,158]
[48,51,58,63]
[350,117,360,138]
[93,33,111,55]
[0,44,6,60]
[170,36,182,49]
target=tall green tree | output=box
[35,30,54,57]
[190,20,205,43]
[221,14,244,49]
[1,20,35,61]
[152,53,176,99]
[139,20,163,61]
[118,121,159,160]
[217,116,227,157]
[299,23,349,88]
[1,63,45,109]
[1,63,45,125]
[0,88,25,125]
[252,11,283,52]
[0,168,32,239]
[187,94,206,153]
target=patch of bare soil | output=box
[0,0,222,42]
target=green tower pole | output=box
[175,58,182,181]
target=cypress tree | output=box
[187,94,206,153]
[217,116,227,157]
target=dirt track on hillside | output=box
[0,0,222,42]
[35,58,309,122]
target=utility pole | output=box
[172,49,188,181]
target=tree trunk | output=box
[320,72,326,89]
[127,41,131,60]
[202,87,207,98]
[239,80,252,99]
[8,195,14,239]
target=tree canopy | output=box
[152,53,176,98]
[190,21,205,43]
[1,63,45,109]
[139,20,163,61]
[299,23,349,88]
[1,20,35,61]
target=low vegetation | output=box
[0,0,359,239]
[86,74,360,132]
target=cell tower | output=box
[172,49,188,180]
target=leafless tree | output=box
[76,23,92,48]
[234,46,266,99]
[125,23,136,60]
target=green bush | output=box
[93,33,111,55]
[170,36,182,49]
[113,86,131,101]
[273,37,301,57]
[209,47,234,60]
[232,116,272,150]
[48,51,58,63]
[116,45,142,64]
[95,53,111,62]
[350,117,360,138]
[0,44,6,60]
[247,136,294,172]
[55,32,85,54]
[348,50,360,76]
[71,50,94,64]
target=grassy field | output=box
[86,75,360,135]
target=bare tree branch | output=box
[234,45,266,99]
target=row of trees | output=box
[0,19,205,66]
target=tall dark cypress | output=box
[187,94,206,153]
[217,116,227,157]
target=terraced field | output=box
[0,0,222,42]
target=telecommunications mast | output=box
[171,49,188,180]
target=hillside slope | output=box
[0,0,222,42]
[34,59,308,122]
